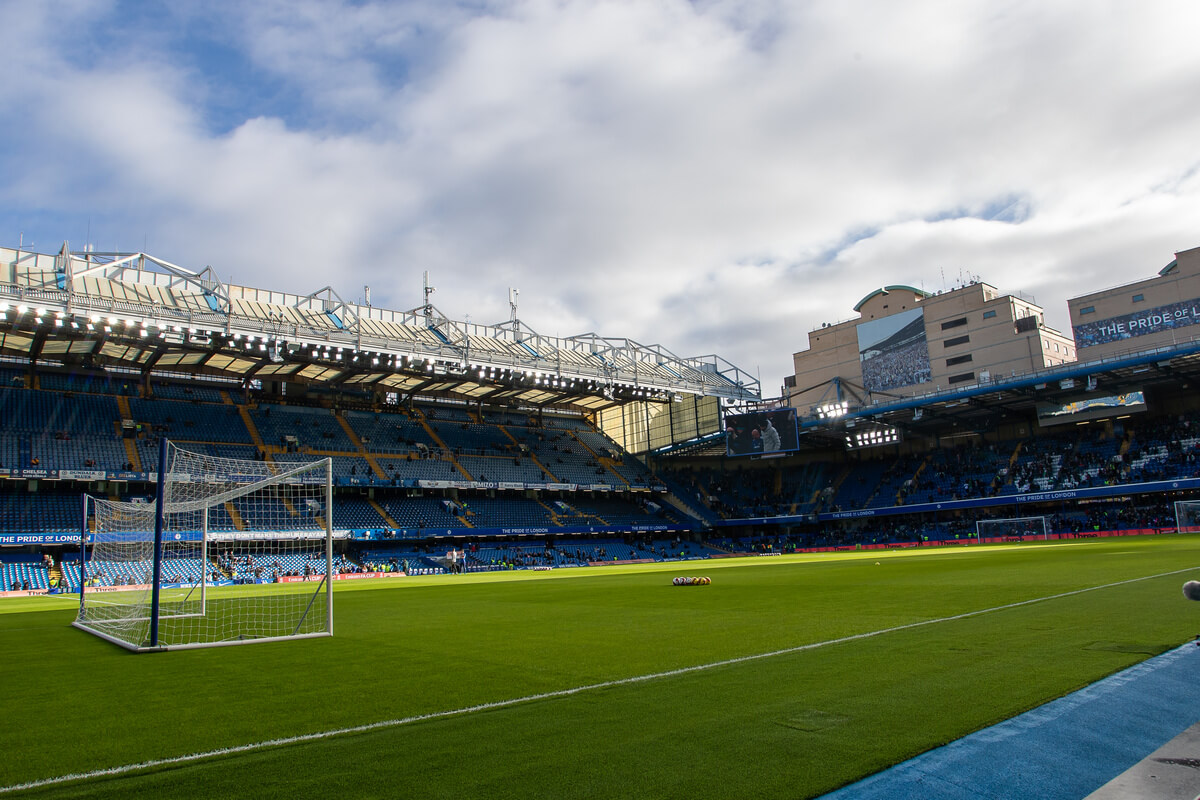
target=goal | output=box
[1173,500,1200,534]
[975,515,1048,543]
[73,440,334,651]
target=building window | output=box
[948,372,975,385]
[944,335,970,348]
[941,317,968,330]
[946,354,973,367]
[982,310,997,319]
[1132,293,1145,302]
[1079,306,1095,315]
[1053,342,1060,352]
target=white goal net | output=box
[74,442,333,651]
[1174,500,1200,534]
[974,515,1048,542]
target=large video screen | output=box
[1036,391,1146,427]
[857,307,932,393]
[725,407,800,457]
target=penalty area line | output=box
[2,565,1194,795]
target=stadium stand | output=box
[10,365,1200,584]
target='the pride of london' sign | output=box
[1073,297,1200,347]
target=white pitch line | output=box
[2,565,1195,795]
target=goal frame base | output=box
[72,620,333,653]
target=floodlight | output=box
[817,400,850,419]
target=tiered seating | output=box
[654,470,722,525]
[250,404,354,451]
[148,383,227,403]
[128,398,250,443]
[332,496,389,529]
[37,372,137,396]
[272,451,368,481]
[648,539,718,559]
[507,428,610,484]
[376,496,469,529]
[431,421,513,453]
[558,539,644,562]
[343,409,434,454]
[81,558,153,586]
[1123,419,1200,483]
[230,495,321,531]
[1,555,50,590]
[358,548,446,574]
[374,454,463,482]
[1006,437,1068,493]
[0,493,80,531]
[58,558,82,591]
[219,550,350,579]
[873,455,925,507]
[456,455,545,483]
[0,387,126,471]
[542,415,592,432]
[1055,432,1123,490]
[831,459,890,510]
[569,497,678,526]
[469,543,578,569]
[458,496,556,527]
[420,405,472,423]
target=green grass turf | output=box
[2,535,1199,799]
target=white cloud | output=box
[3,0,1200,390]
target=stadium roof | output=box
[852,285,931,313]
[0,243,760,412]
[652,338,1200,458]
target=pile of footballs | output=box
[672,576,711,586]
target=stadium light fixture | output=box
[845,425,900,450]
[817,400,850,419]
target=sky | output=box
[2,0,1199,397]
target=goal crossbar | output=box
[74,439,334,652]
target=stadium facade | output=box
[1068,245,1200,359]
[786,278,1077,416]
[4,239,1200,597]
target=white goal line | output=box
[3,565,1195,795]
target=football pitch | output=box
[2,535,1198,799]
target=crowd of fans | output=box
[663,412,1200,522]
[860,338,932,393]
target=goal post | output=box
[73,439,334,652]
[1173,499,1200,534]
[974,515,1049,543]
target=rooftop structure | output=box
[786,277,1075,416]
[0,242,759,421]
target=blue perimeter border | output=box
[819,642,1200,800]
